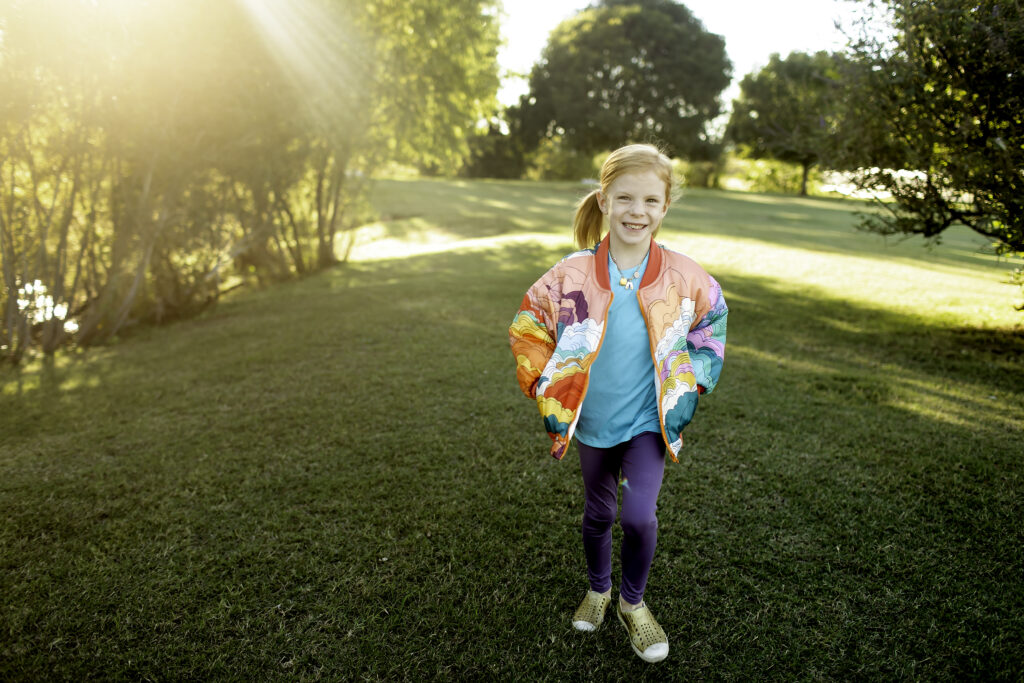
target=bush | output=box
[525,137,599,181]
[460,124,528,179]
[720,155,823,195]
[673,159,723,190]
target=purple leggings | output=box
[577,431,666,605]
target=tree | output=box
[461,119,530,179]
[835,0,1024,262]
[727,51,843,196]
[364,0,501,173]
[0,0,501,361]
[515,0,731,160]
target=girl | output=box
[509,144,727,663]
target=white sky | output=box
[497,0,866,107]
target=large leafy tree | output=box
[514,0,731,159]
[366,0,501,171]
[835,0,1023,262]
[727,51,843,196]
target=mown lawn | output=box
[2,179,1022,680]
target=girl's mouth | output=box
[622,222,647,231]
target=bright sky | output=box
[497,0,866,107]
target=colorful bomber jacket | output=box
[509,236,728,462]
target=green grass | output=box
[2,179,1022,680]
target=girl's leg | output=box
[577,441,621,595]
[618,431,666,606]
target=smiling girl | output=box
[509,143,728,663]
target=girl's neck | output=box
[609,239,651,271]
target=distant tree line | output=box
[0,0,500,364]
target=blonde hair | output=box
[573,143,679,249]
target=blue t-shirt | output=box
[575,251,661,448]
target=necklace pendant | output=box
[619,277,628,287]
[625,280,634,290]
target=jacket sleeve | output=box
[509,284,557,399]
[687,274,727,394]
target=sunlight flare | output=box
[235,0,372,130]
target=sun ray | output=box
[234,0,373,131]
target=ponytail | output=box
[572,190,604,249]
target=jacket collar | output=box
[594,237,612,290]
[594,235,662,290]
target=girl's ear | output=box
[596,191,607,214]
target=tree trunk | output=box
[41,158,83,354]
[0,158,27,365]
[77,156,161,346]
[314,152,332,269]
[276,198,306,275]
[800,161,811,197]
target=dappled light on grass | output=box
[341,184,577,261]
[665,234,1019,329]
[729,343,841,377]
[888,375,1023,434]
[709,190,862,212]
[0,351,107,399]
[344,225,570,263]
[732,337,1022,435]
[368,178,586,238]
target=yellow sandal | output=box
[617,602,669,663]
[572,590,611,632]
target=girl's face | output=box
[597,170,670,255]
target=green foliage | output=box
[460,121,529,179]
[673,156,724,190]
[524,137,600,181]
[723,153,825,195]
[514,0,731,159]
[1013,267,1024,311]
[366,0,502,173]
[835,0,1024,258]
[0,0,501,363]
[726,51,843,196]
